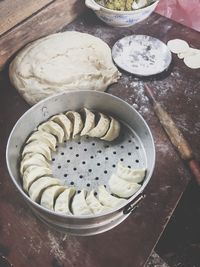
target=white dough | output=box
[20,153,50,175]
[80,108,95,136]
[40,185,66,210]
[22,140,52,160]
[88,112,110,138]
[65,111,83,138]
[29,177,61,202]
[177,48,200,59]
[26,130,57,151]
[50,114,72,140]
[116,162,146,183]
[98,185,126,208]
[54,187,76,215]
[109,173,141,198]
[9,31,121,105]
[167,39,189,54]
[22,165,52,192]
[38,120,64,143]
[86,190,111,215]
[184,54,200,69]
[101,116,120,141]
[71,190,92,216]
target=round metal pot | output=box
[6,90,155,236]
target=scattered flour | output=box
[47,231,66,261]
[156,143,170,154]
[113,35,169,76]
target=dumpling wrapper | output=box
[117,162,146,183]
[109,173,141,198]
[101,116,120,141]
[98,185,126,208]
[22,140,52,160]
[178,48,200,59]
[29,177,61,202]
[80,108,95,136]
[22,165,52,192]
[20,153,50,175]
[54,187,76,215]
[38,121,64,143]
[86,190,111,215]
[88,112,110,138]
[184,53,200,69]
[40,185,66,210]
[50,114,72,140]
[167,39,189,54]
[71,190,92,215]
[66,111,83,138]
[26,130,57,151]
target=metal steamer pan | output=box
[6,91,155,236]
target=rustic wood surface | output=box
[0,11,200,267]
[0,0,85,70]
[0,0,53,36]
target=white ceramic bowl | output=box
[85,0,159,27]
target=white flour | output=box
[112,35,171,76]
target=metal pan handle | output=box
[123,194,145,215]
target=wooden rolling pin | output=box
[144,84,200,186]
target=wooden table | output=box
[0,11,200,267]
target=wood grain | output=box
[0,0,86,70]
[0,0,54,36]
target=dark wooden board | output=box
[0,11,200,267]
[0,0,86,70]
[0,0,54,36]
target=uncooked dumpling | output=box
[88,113,110,138]
[23,165,52,192]
[116,162,146,183]
[80,108,95,136]
[22,141,52,160]
[86,190,111,215]
[54,187,76,215]
[26,130,57,151]
[9,31,121,105]
[71,190,92,215]
[98,185,126,208]
[29,177,61,202]
[65,111,83,138]
[50,114,72,140]
[38,121,64,143]
[20,153,50,175]
[109,173,141,198]
[101,116,120,141]
[40,185,66,210]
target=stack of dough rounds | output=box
[167,39,200,69]
[9,31,121,105]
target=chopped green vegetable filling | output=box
[95,0,153,11]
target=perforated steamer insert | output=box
[52,123,146,193]
[6,90,155,236]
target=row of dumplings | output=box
[21,108,120,163]
[25,162,145,216]
[20,108,120,193]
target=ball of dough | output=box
[9,31,121,105]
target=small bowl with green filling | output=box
[85,0,159,27]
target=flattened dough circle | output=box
[184,54,200,69]
[167,39,189,54]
